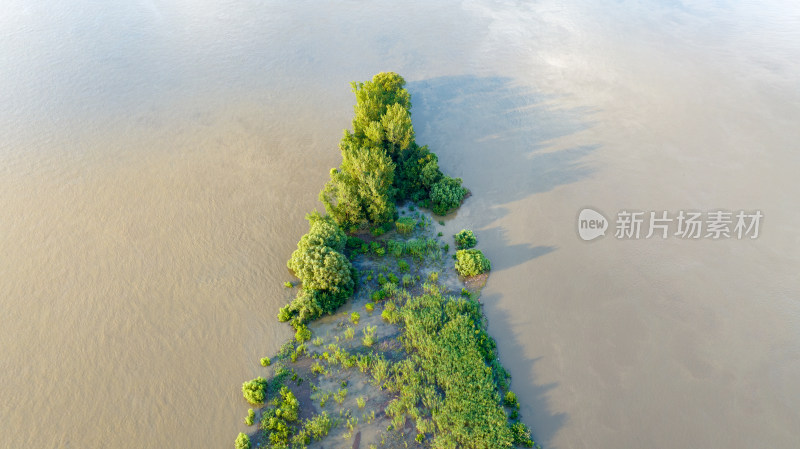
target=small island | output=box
[235,73,537,449]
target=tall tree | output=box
[320,132,396,228]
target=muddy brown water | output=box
[1,1,799,448]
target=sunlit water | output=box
[1,1,799,448]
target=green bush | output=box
[346,235,365,250]
[510,421,534,447]
[245,408,255,426]
[295,326,312,343]
[370,289,387,302]
[454,229,477,249]
[402,274,412,288]
[293,412,333,446]
[395,217,417,234]
[362,325,377,347]
[504,391,519,409]
[260,357,271,367]
[293,211,347,253]
[395,144,443,201]
[455,249,491,277]
[351,311,360,325]
[430,176,467,215]
[398,260,410,272]
[279,287,352,330]
[287,245,354,294]
[234,432,250,449]
[284,281,293,288]
[242,377,268,405]
[261,386,301,447]
[365,303,375,312]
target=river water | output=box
[1,1,798,448]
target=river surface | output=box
[1,1,799,448]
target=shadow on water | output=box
[408,75,597,446]
[407,75,597,210]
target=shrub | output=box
[346,235,365,250]
[402,274,412,287]
[430,176,467,215]
[295,326,312,343]
[362,326,377,347]
[455,249,491,277]
[387,240,404,258]
[510,421,534,447]
[245,408,255,426]
[395,217,417,234]
[344,326,355,340]
[454,229,477,249]
[504,391,519,409]
[293,412,332,445]
[242,377,268,405]
[260,357,271,367]
[287,245,354,294]
[311,361,326,375]
[397,260,410,272]
[279,285,353,330]
[365,303,375,312]
[235,432,250,449]
[293,211,347,253]
[387,273,399,285]
[428,271,439,282]
[357,396,367,408]
[284,281,293,288]
[350,311,360,325]
[381,301,400,324]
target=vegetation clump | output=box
[395,217,417,234]
[454,229,477,249]
[455,249,492,276]
[242,377,268,405]
[383,288,515,448]
[234,432,250,449]
[430,176,468,215]
[238,73,537,449]
[280,212,354,329]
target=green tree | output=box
[455,249,491,277]
[351,72,411,141]
[287,244,354,294]
[297,211,347,252]
[454,229,477,249]
[242,377,268,405]
[395,144,443,202]
[320,134,396,227]
[430,176,467,215]
[381,102,414,158]
[234,432,250,449]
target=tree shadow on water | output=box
[407,75,597,210]
[408,75,597,447]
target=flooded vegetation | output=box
[237,74,533,448]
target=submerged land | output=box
[235,73,536,449]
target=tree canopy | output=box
[321,72,467,227]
